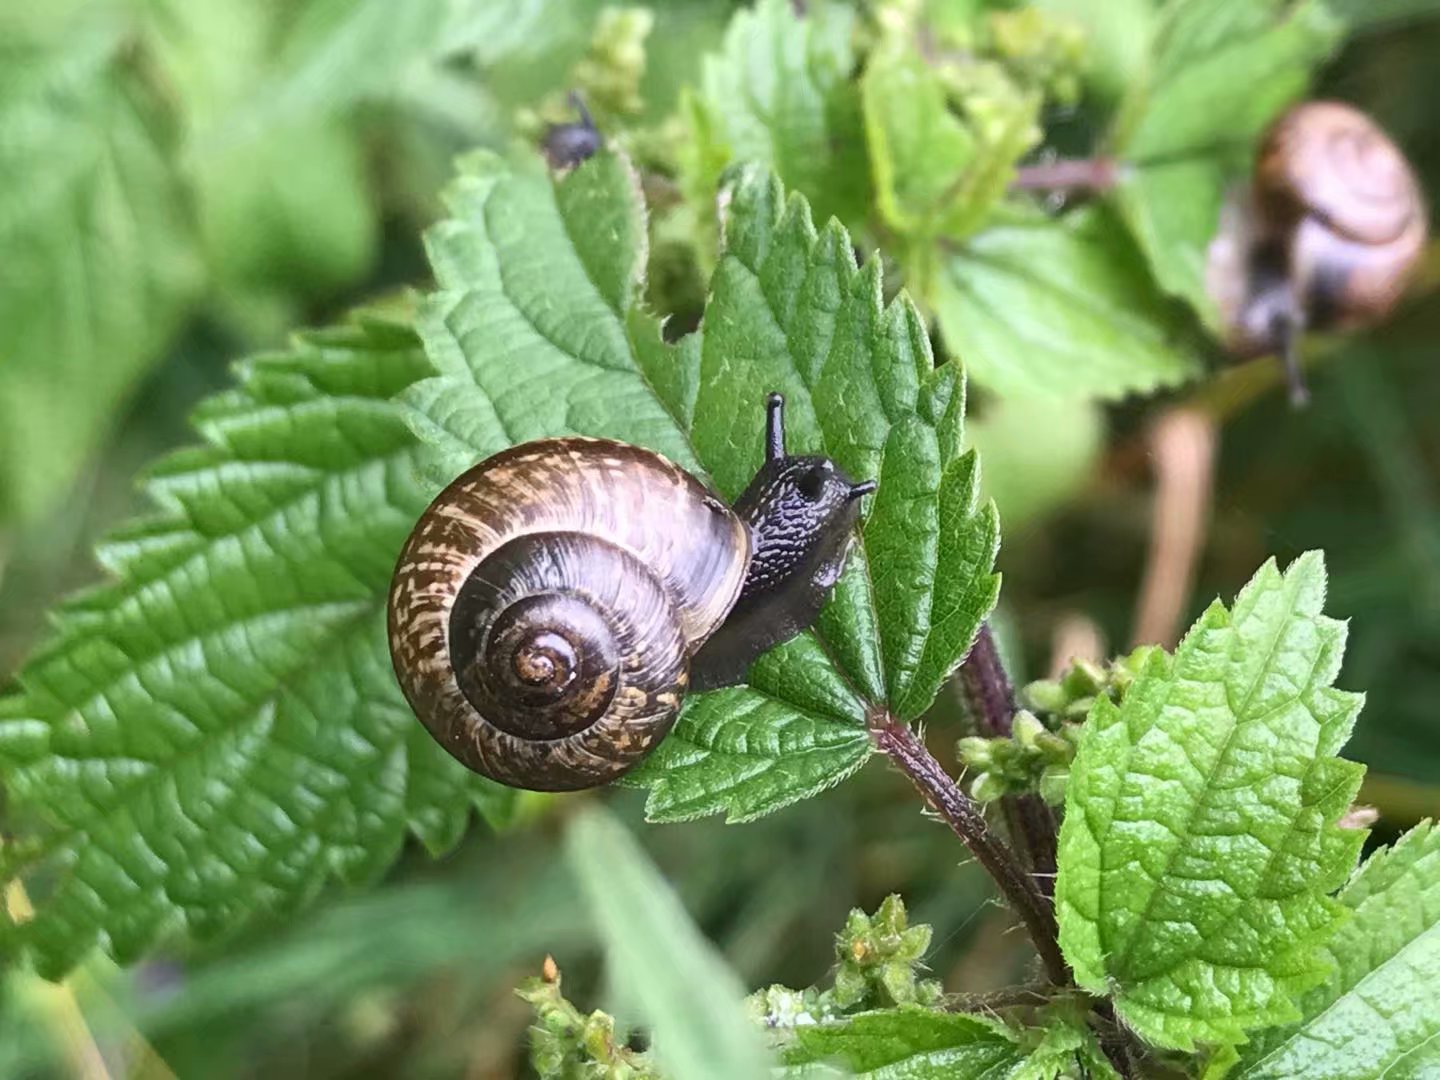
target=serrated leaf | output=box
[0,317,514,978]
[682,0,869,229]
[779,1005,1024,1077]
[0,27,201,523]
[1231,821,1440,1079]
[934,208,1202,401]
[566,805,773,1080]
[1111,0,1342,320]
[620,636,871,823]
[409,151,1000,820]
[1056,552,1369,1050]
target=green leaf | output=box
[142,1,376,301]
[1012,1016,1122,1080]
[1113,158,1229,324]
[1056,552,1368,1050]
[1231,821,1440,1079]
[0,27,201,523]
[682,0,869,229]
[861,40,977,240]
[410,150,1000,819]
[565,806,773,1080]
[934,208,1202,401]
[0,316,514,978]
[1322,0,1440,30]
[411,149,695,479]
[194,119,377,297]
[779,1006,1024,1077]
[1111,0,1342,320]
[621,636,872,823]
[1031,0,1154,102]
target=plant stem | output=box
[958,625,1060,894]
[1009,157,1120,195]
[869,711,1069,986]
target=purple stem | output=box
[958,625,1060,896]
[870,712,1069,986]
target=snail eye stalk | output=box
[848,480,877,501]
[765,392,786,462]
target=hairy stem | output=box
[958,625,1060,893]
[870,712,1069,986]
[1009,157,1121,195]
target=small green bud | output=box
[957,735,994,769]
[1013,710,1046,748]
[1021,678,1068,713]
[1039,765,1070,805]
[971,771,1010,803]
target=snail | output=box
[387,394,876,792]
[541,92,603,170]
[1207,100,1427,406]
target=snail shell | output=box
[1255,100,1427,331]
[1209,101,1428,373]
[387,438,749,791]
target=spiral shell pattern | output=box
[1257,101,1423,246]
[388,439,750,790]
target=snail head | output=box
[689,393,874,689]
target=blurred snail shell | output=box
[541,91,603,170]
[387,395,875,791]
[1207,100,1427,405]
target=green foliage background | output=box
[1,0,1438,1076]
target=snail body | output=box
[387,395,873,791]
[1208,100,1427,404]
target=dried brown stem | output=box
[1131,408,1218,650]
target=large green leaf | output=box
[1231,821,1440,1079]
[0,317,513,977]
[1056,552,1368,1050]
[566,806,773,1080]
[410,151,999,821]
[681,0,869,229]
[935,208,1201,401]
[0,26,201,523]
[1111,0,1342,321]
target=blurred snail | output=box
[541,92,603,170]
[387,395,875,791]
[1207,100,1427,406]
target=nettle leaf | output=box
[861,40,977,241]
[1112,0,1342,320]
[410,151,1000,822]
[1231,821,1440,1079]
[0,317,514,978]
[1056,552,1368,1051]
[935,207,1202,401]
[779,1006,1024,1077]
[681,0,869,230]
[0,25,201,523]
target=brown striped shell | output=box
[1210,101,1428,361]
[387,438,750,791]
[1258,101,1427,330]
